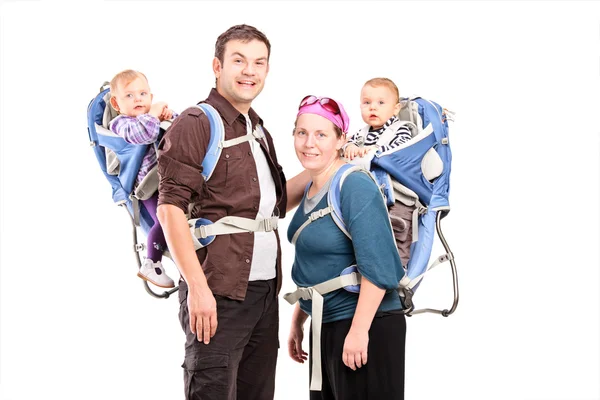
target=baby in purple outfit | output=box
[109,69,176,288]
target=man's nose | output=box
[243,63,255,75]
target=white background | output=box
[1,1,599,399]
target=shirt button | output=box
[252,177,257,182]
[245,259,250,263]
[248,151,252,156]
[225,154,230,159]
[253,205,258,210]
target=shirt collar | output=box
[205,88,263,129]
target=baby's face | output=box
[360,85,400,129]
[111,77,153,117]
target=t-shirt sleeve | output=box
[157,106,211,213]
[340,171,404,290]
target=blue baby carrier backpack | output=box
[285,97,459,317]
[87,82,277,298]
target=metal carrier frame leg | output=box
[405,210,459,317]
[122,205,179,299]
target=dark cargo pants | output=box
[178,278,279,400]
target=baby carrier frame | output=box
[87,82,279,299]
[286,96,459,317]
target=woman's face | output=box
[293,113,345,173]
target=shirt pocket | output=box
[218,146,244,188]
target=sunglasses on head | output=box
[298,95,342,115]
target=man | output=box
[156,24,308,400]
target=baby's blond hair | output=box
[363,77,400,103]
[110,69,149,95]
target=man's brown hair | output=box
[214,24,271,64]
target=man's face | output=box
[213,39,269,113]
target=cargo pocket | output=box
[182,353,230,399]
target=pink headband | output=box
[297,95,350,134]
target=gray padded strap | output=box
[133,165,159,201]
[411,200,427,244]
[131,196,140,226]
[399,252,454,290]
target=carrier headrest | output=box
[102,92,120,129]
[398,99,422,138]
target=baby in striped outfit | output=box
[344,77,412,161]
[343,77,415,268]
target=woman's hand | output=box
[342,327,369,370]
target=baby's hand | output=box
[161,107,174,121]
[344,143,360,160]
[358,145,377,157]
[149,102,168,120]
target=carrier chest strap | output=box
[283,272,361,391]
[220,125,265,149]
[290,206,333,245]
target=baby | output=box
[109,69,176,288]
[344,77,415,268]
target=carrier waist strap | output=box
[283,273,361,391]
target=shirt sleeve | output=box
[157,107,210,213]
[340,171,404,290]
[110,114,161,144]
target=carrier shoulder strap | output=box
[194,104,266,182]
[290,164,377,245]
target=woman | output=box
[286,95,406,399]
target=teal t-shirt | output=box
[287,170,405,323]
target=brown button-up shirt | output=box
[157,89,287,301]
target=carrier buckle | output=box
[263,218,273,232]
[198,225,208,239]
[400,287,415,315]
[309,209,326,221]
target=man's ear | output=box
[110,96,120,112]
[213,57,222,79]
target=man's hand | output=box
[187,284,218,344]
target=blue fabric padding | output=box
[192,218,217,248]
[372,131,437,205]
[370,165,395,207]
[196,103,224,182]
[414,98,452,209]
[405,209,436,292]
[328,163,354,238]
[341,265,360,293]
[87,89,128,204]
[87,88,148,205]
[96,134,148,201]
